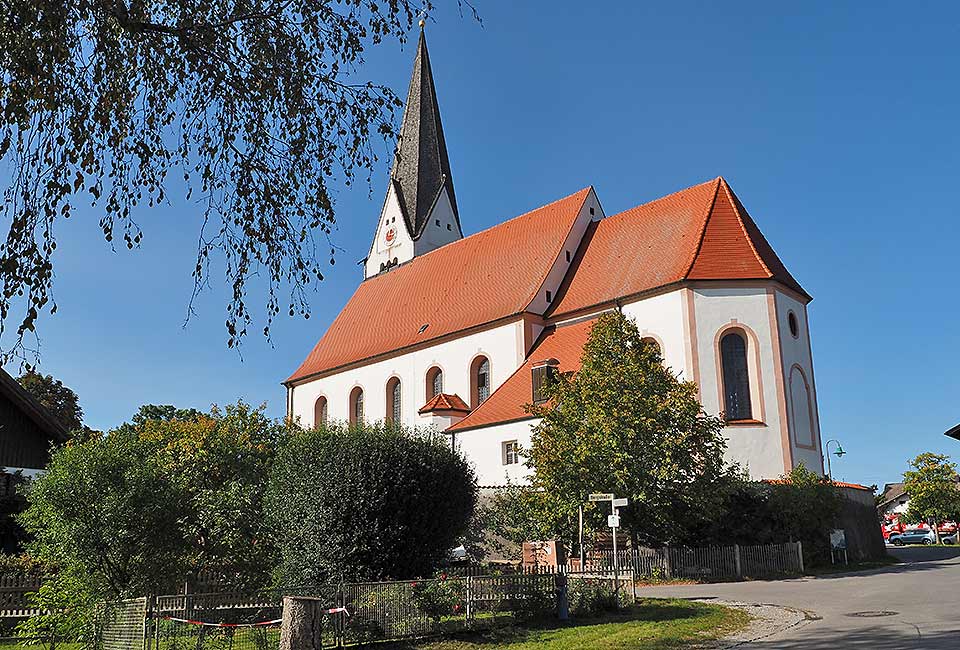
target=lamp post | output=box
[825,439,846,482]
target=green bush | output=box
[266,423,477,583]
[411,578,464,623]
[567,578,618,618]
[508,578,555,622]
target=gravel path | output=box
[700,601,812,648]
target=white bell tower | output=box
[365,26,462,279]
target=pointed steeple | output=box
[390,27,459,239]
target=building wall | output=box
[290,319,524,429]
[0,392,54,471]
[453,419,539,487]
[774,289,825,473]
[690,286,792,479]
[414,187,461,256]
[366,184,416,278]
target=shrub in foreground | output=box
[267,423,477,583]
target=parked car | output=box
[942,531,958,545]
[889,528,937,545]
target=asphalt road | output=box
[639,546,960,649]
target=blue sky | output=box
[3,2,959,488]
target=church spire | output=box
[390,26,459,238]
[365,25,462,279]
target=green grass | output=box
[376,599,749,650]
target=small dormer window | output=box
[447,224,452,231]
[546,291,552,303]
[531,359,559,404]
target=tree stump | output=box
[279,596,328,650]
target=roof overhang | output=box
[946,423,960,441]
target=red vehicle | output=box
[881,514,957,542]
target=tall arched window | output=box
[470,356,490,408]
[314,396,328,428]
[386,377,401,424]
[426,366,443,399]
[720,331,752,421]
[640,337,662,358]
[349,386,364,425]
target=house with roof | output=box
[0,368,69,479]
[285,28,825,486]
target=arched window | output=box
[720,331,752,421]
[386,377,401,424]
[426,366,443,399]
[314,396,328,428]
[349,386,364,425]
[640,337,662,358]
[471,356,490,408]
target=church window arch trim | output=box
[314,395,328,428]
[386,376,402,424]
[349,386,365,426]
[425,365,445,401]
[788,364,819,450]
[469,354,492,409]
[713,322,766,425]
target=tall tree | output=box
[903,453,960,537]
[0,0,476,360]
[17,370,83,432]
[526,311,737,546]
[131,403,205,426]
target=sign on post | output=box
[612,498,629,507]
[588,493,614,502]
[607,514,620,528]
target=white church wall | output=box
[366,184,416,278]
[414,187,461,255]
[692,286,788,480]
[774,289,825,474]
[619,290,688,382]
[453,419,538,487]
[290,319,524,430]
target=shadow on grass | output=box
[373,600,717,648]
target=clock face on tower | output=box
[384,227,396,246]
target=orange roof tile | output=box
[549,177,808,318]
[419,393,470,414]
[287,188,592,383]
[448,317,598,432]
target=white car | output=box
[889,528,937,545]
[941,531,958,545]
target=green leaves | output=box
[525,312,733,546]
[903,452,960,525]
[0,0,445,361]
[266,422,477,583]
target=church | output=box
[285,29,825,486]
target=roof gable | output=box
[0,369,69,443]
[549,177,808,317]
[288,187,592,383]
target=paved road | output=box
[639,546,960,648]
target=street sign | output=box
[589,493,614,502]
[613,498,629,507]
[607,514,620,528]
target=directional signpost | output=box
[587,493,629,607]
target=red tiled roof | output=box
[448,317,598,432]
[288,188,592,383]
[549,177,808,318]
[419,393,470,414]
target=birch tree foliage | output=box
[0,0,474,361]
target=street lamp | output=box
[825,439,846,482]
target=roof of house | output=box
[0,368,69,443]
[288,187,593,383]
[448,317,598,432]
[419,393,470,415]
[390,29,459,240]
[879,482,907,506]
[548,177,808,318]
[945,423,960,440]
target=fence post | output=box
[796,541,804,574]
[465,575,473,628]
[733,545,742,579]
[555,573,568,621]
[663,546,672,580]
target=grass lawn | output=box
[380,599,749,650]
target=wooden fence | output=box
[0,574,42,618]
